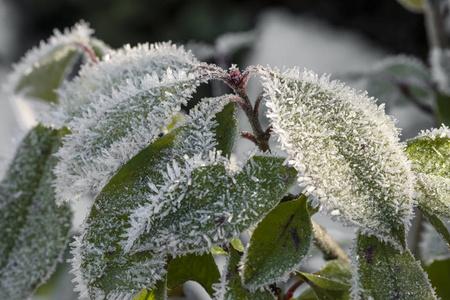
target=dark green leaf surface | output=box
[425,259,450,300]
[214,102,237,156]
[219,248,275,300]
[354,234,436,300]
[242,196,312,289]
[167,253,220,295]
[0,125,72,299]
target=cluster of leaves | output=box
[0,17,449,300]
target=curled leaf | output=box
[261,67,415,247]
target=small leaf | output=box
[214,248,275,300]
[0,125,72,299]
[242,196,312,289]
[6,22,102,103]
[133,280,166,300]
[297,260,351,300]
[261,67,414,247]
[299,260,351,291]
[354,234,436,300]
[14,45,83,103]
[167,253,220,295]
[425,259,450,300]
[230,238,245,253]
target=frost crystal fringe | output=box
[261,67,415,247]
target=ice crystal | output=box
[261,67,415,247]
[54,43,221,205]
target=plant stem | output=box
[312,221,350,263]
[424,0,450,49]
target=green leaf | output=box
[406,127,450,236]
[167,253,220,295]
[242,196,312,289]
[261,67,415,248]
[14,45,83,103]
[425,259,450,300]
[406,128,450,178]
[215,102,237,156]
[131,154,297,256]
[297,260,351,300]
[230,238,245,253]
[217,248,275,300]
[0,125,72,300]
[354,234,436,300]
[73,131,177,299]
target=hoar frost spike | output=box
[260,67,415,247]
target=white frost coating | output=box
[53,42,220,125]
[430,48,450,94]
[124,96,232,252]
[261,67,415,247]
[416,173,450,218]
[418,124,450,140]
[54,44,218,205]
[3,21,94,98]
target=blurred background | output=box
[0,0,447,299]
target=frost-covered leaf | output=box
[425,259,450,300]
[242,195,312,289]
[167,253,220,295]
[213,248,275,300]
[353,234,436,300]
[407,126,450,223]
[54,43,224,204]
[344,56,433,111]
[5,22,107,103]
[297,260,351,300]
[0,125,72,300]
[72,97,244,298]
[261,67,415,247]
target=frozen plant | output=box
[0,1,449,299]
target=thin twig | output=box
[312,221,350,263]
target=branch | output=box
[312,221,350,263]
